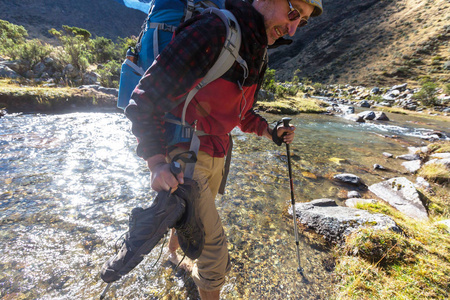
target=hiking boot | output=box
[100,190,186,283]
[173,178,205,260]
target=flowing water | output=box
[0,110,448,299]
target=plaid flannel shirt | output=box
[126,0,269,159]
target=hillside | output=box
[0,0,448,88]
[271,0,450,88]
[0,0,147,41]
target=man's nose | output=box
[288,20,300,36]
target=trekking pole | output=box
[282,117,303,275]
[100,283,111,300]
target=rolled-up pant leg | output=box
[168,149,230,291]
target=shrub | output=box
[0,19,28,56]
[62,25,91,41]
[91,36,120,63]
[312,82,324,95]
[412,81,438,106]
[96,60,121,88]
[49,27,91,75]
[262,68,276,94]
[341,228,418,267]
[7,39,52,69]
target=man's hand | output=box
[277,124,296,144]
[147,155,184,192]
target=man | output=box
[124,0,322,299]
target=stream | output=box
[1,110,448,299]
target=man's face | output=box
[253,0,315,45]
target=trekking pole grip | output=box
[282,117,292,129]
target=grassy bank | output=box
[0,80,116,112]
[378,106,450,123]
[1,79,328,114]
[333,141,450,299]
[256,94,328,114]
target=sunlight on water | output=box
[0,111,448,299]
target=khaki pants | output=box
[168,148,231,291]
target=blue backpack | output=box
[117,0,245,110]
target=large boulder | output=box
[0,65,21,79]
[289,199,401,244]
[83,71,101,85]
[358,100,371,108]
[374,111,389,121]
[369,177,428,220]
[358,111,375,120]
[1,59,29,75]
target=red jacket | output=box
[126,0,269,159]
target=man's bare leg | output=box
[167,228,193,272]
[168,228,179,253]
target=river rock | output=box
[289,199,401,243]
[77,84,119,97]
[371,87,381,95]
[378,101,392,107]
[333,173,365,186]
[63,64,78,78]
[396,153,420,161]
[391,83,408,92]
[0,65,21,79]
[408,146,428,154]
[345,106,355,114]
[430,153,450,159]
[401,160,421,173]
[368,177,428,220]
[347,191,361,198]
[32,62,46,77]
[1,59,29,74]
[415,176,430,190]
[383,152,393,158]
[258,89,275,101]
[373,164,386,170]
[358,111,375,120]
[358,100,371,108]
[343,114,365,122]
[374,111,389,121]
[83,72,101,85]
[345,198,377,208]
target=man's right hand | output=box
[147,155,184,192]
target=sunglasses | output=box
[287,0,308,28]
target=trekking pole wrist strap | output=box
[271,120,283,146]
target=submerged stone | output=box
[333,173,364,186]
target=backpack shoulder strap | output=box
[181,8,248,125]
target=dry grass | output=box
[257,95,328,114]
[333,202,450,300]
[377,106,450,122]
[334,140,450,300]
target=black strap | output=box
[171,151,197,165]
[218,134,232,195]
[272,120,283,146]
